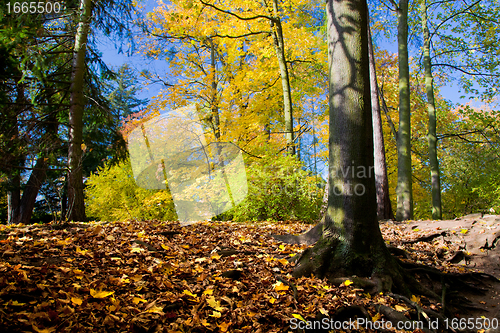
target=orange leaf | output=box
[218,321,231,332]
[71,297,82,306]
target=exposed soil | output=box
[274,213,500,331]
[385,214,500,329]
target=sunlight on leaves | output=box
[90,289,114,298]
[292,314,306,322]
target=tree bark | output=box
[14,114,59,225]
[368,16,394,221]
[6,81,25,224]
[395,0,413,221]
[293,0,406,293]
[421,0,442,220]
[270,0,295,155]
[209,38,221,141]
[67,0,92,222]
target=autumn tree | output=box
[418,0,500,220]
[140,0,326,158]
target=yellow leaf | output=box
[133,297,147,304]
[137,230,145,238]
[410,295,420,304]
[279,244,285,251]
[90,289,114,298]
[211,254,221,260]
[161,243,169,250]
[460,228,468,234]
[274,281,289,292]
[11,300,25,306]
[203,288,214,295]
[394,304,408,312]
[278,258,288,265]
[269,297,276,304]
[183,290,197,298]
[292,314,306,322]
[372,313,381,322]
[130,247,144,253]
[71,297,82,305]
[209,310,221,318]
[319,308,328,316]
[343,279,353,286]
[76,247,88,255]
[207,296,224,311]
[146,305,164,313]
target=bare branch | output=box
[198,0,276,23]
[431,63,500,77]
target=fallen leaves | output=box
[90,289,114,299]
[0,219,479,332]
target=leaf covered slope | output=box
[0,220,497,332]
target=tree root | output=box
[271,220,324,245]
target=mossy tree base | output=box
[291,224,415,297]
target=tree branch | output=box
[198,0,276,23]
[431,63,500,77]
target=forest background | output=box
[1,0,500,225]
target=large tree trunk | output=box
[293,0,406,293]
[270,0,295,155]
[67,0,92,222]
[368,16,394,221]
[395,0,413,221]
[421,0,442,220]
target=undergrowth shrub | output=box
[85,158,176,221]
[223,154,323,223]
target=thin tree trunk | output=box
[7,82,25,224]
[396,0,413,221]
[421,0,442,220]
[15,158,48,224]
[67,0,92,222]
[209,38,220,141]
[14,114,59,224]
[270,0,295,155]
[368,15,394,221]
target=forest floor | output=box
[0,215,499,332]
